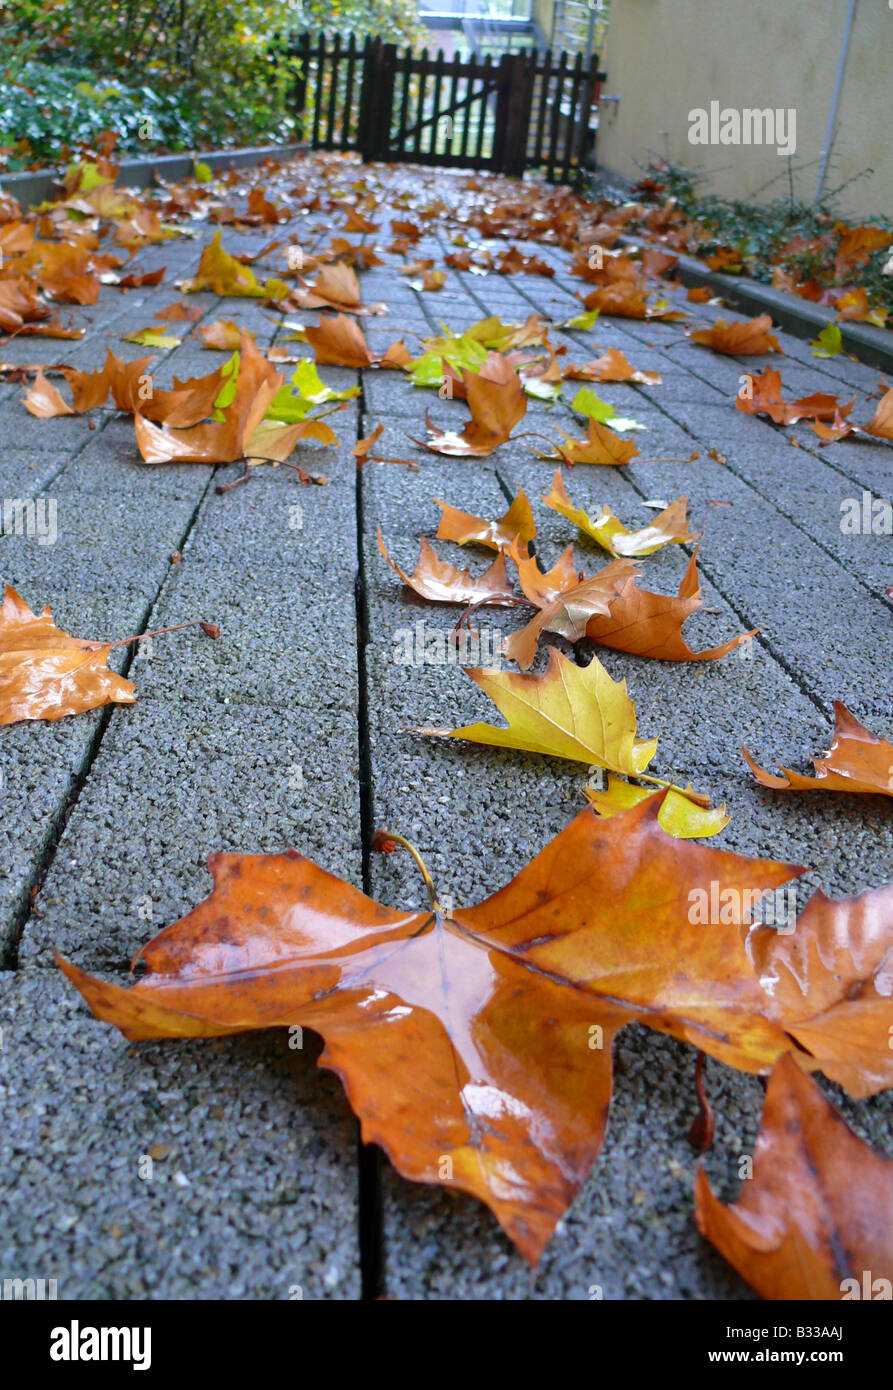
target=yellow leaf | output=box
[542,469,696,557]
[419,647,658,776]
[585,774,730,838]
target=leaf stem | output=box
[372,831,443,914]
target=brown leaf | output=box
[421,355,526,457]
[134,333,280,463]
[377,530,515,606]
[863,387,893,441]
[736,368,852,425]
[546,419,641,467]
[435,489,536,550]
[743,702,893,798]
[564,348,661,385]
[305,313,375,368]
[60,795,819,1263]
[695,1054,893,1299]
[690,314,782,355]
[0,585,136,724]
[502,560,639,669]
[585,552,756,662]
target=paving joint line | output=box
[6,457,223,971]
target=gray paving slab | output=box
[0,970,360,1299]
[2,155,892,1302]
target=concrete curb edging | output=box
[0,142,309,211]
[648,245,893,375]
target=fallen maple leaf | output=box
[0,584,136,724]
[435,489,536,551]
[585,773,729,838]
[509,538,580,608]
[863,387,893,441]
[134,333,281,464]
[378,530,514,606]
[423,646,659,775]
[292,262,383,315]
[834,223,893,279]
[736,368,852,426]
[585,552,756,663]
[420,355,526,457]
[195,320,250,351]
[542,469,696,557]
[305,313,375,368]
[564,348,661,386]
[58,797,893,1265]
[690,315,782,355]
[502,559,639,669]
[695,1054,893,1300]
[544,419,641,467]
[743,702,893,797]
[177,229,287,300]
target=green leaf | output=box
[571,386,645,433]
[264,359,359,422]
[193,160,213,183]
[212,351,240,416]
[570,386,616,423]
[122,328,181,349]
[810,324,842,358]
[563,308,600,330]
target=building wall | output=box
[594,0,892,219]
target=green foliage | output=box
[0,61,200,167]
[0,0,422,165]
[625,160,893,319]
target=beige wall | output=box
[595,0,892,219]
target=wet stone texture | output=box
[0,155,890,1300]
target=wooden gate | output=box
[289,33,604,183]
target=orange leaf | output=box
[690,314,782,354]
[377,530,515,605]
[564,348,661,385]
[0,585,136,724]
[435,488,536,550]
[59,796,823,1263]
[695,1054,893,1299]
[585,552,756,662]
[743,702,893,797]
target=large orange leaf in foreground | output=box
[59,797,893,1261]
[0,585,135,724]
[695,1055,893,1299]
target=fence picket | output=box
[295,31,598,182]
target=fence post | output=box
[292,32,311,140]
[574,53,602,177]
[502,52,535,177]
[359,39,397,162]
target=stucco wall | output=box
[594,0,892,219]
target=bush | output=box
[0,0,423,165]
[0,61,201,167]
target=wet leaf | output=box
[743,702,893,798]
[695,1055,893,1299]
[0,585,136,724]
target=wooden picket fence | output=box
[289,32,605,182]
